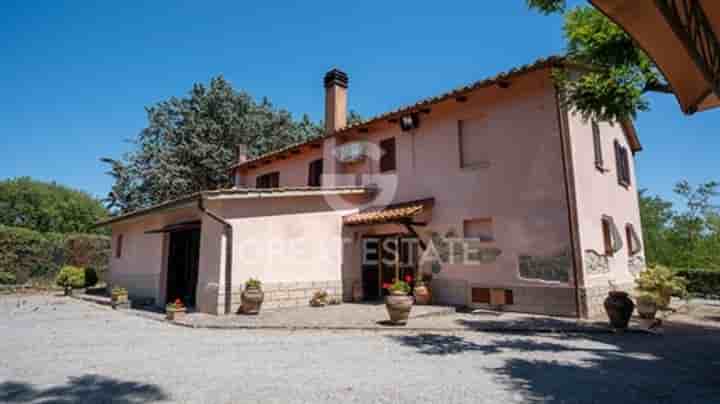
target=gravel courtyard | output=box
[2,294,720,404]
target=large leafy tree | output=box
[527,1,668,122]
[640,180,720,270]
[0,177,108,233]
[102,76,357,213]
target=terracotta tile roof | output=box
[343,199,433,226]
[232,56,567,170]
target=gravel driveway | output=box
[2,294,719,404]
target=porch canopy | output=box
[589,0,720,114]
[343,199,434,227]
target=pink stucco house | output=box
[100,56,645,318]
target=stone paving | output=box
[2,293,720,403]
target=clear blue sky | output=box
[1,1,718,207]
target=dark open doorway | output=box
[166,227,201,307]
[361,235,418,301]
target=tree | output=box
[640,180,720,270]
[668,180,720,269]
[102,76,348,213]
[638,189,674,267]
[526,1,667,122]
[0,177,108,234]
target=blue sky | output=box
[1,1,718,208]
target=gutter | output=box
[198,197,233,315]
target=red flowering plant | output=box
[166,298,185,310]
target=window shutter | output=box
[256,172,280,189]
[592,121,603,168]
[308,159,323,187]
[379,138,396,172]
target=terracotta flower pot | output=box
[635,296,658,320]
[604,291,635,329]
[241,287,264,315]
[413,284,431,305]
[166,307,186,321]
[111,292,128,304]
[385,291,414,325]
[352,282,363,302]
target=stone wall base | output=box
[578,283,634,319]
[218,280,342,314]
[432,279,578,317]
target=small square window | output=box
[464,218,494,242]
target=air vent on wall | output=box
[399,113,420,132]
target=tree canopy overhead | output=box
[527,1,668,122]
[0,177,108,234]
[102,76,361,213]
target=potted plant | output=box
[635,291,660,320]
[310,290,329,307]
[166,299,186,321]
[385,280,414,325]
[635,264,688,310]
[110,286,129,309]
[55,265,85,296]
[413,273,432,305]
[603,281,635,330]
[240,278,264,314]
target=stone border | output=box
[68,293,655,335]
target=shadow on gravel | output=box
[0,374,168,403]
[389,321,720,402]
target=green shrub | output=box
[675,268,720,298]
[0,271,16,285]
[245,278,262,289]
[389,281,411,295]
[55,265,85,293]
[635,264,688,308]
[0,225,109,285]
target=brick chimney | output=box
[234,144,248,188]
[324,69,348,134]
[237,144,248,164]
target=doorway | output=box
[361,235,419,301]
[166,228,201,307]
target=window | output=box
[379,137,396,172]
[256,172,279,189]
[472,287,490,304]
[601,215,623,256]
[115,234,123,258]
[307,159,323,187]
[626,223,642,255]
[458,119,491,169]
[614,140,631,187]
[592,121,604,170]
[463,218,494,242]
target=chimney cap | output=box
[324,69,348,89]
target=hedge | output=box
[0,225,110,285]
[675,268,720,298]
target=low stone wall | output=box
[221,280,343,314]
[578,283,634,318]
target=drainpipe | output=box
[554,82,585,319]
[198,197,233,315]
